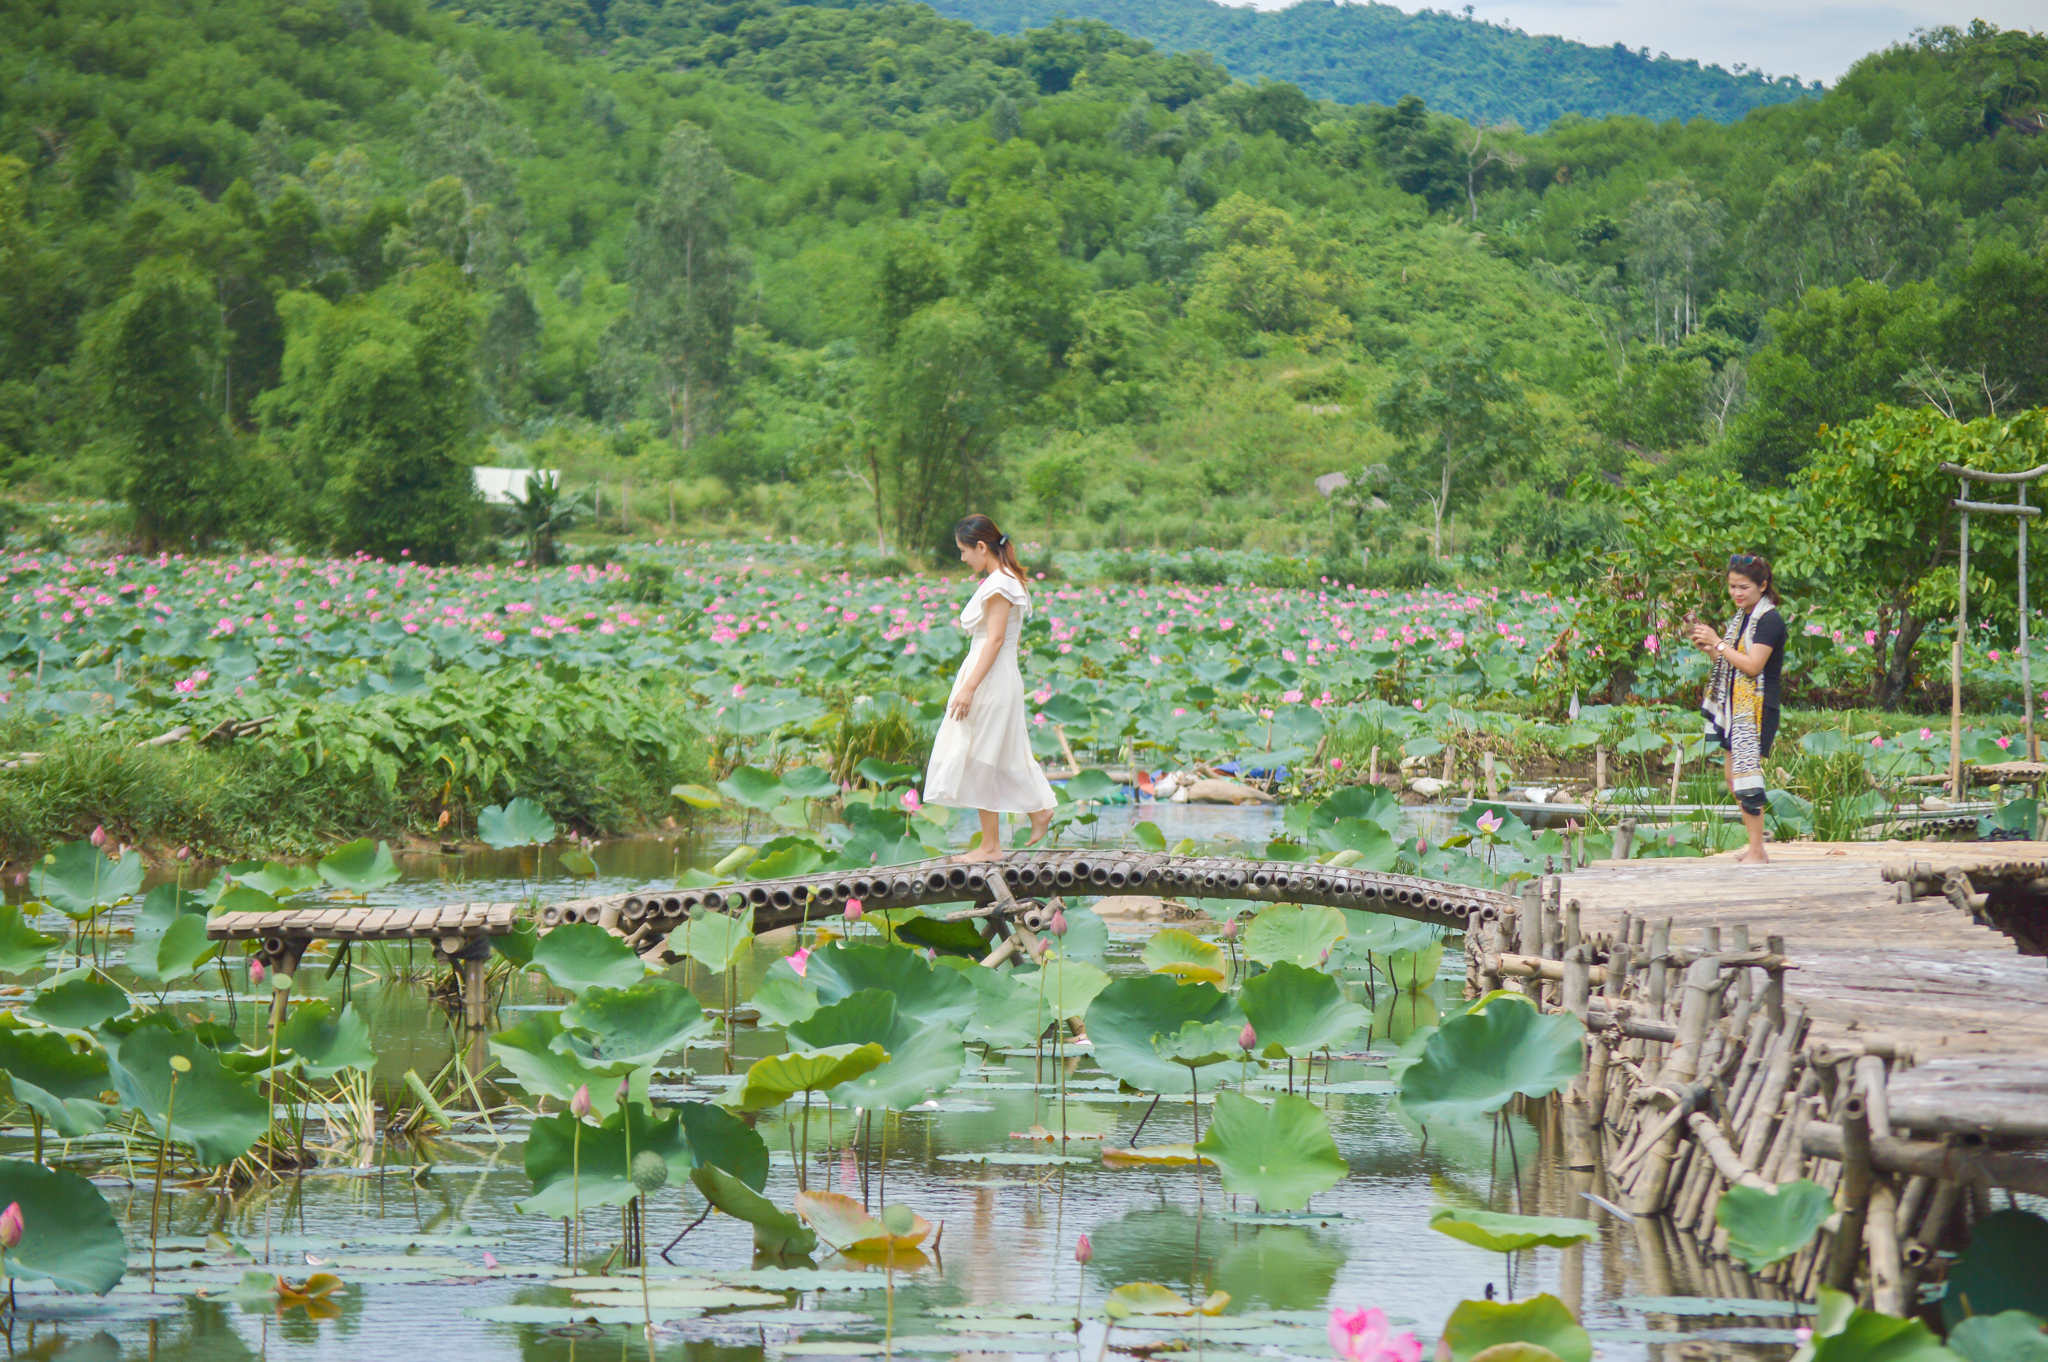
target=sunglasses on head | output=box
[1729,554,1762,569]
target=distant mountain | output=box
[923,0,1820,126]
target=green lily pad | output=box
[125,913,218,986]
[718,766,788,811]
[0,1159,127,1295]
[563,978,713,1066]
[676,910,755,973]
[1429,1207,1597,1252]
[24,975,130,1033]
[803,943,977,1030]
[1372,941,1446,992]
[728,1044,888,1112]
[275,1001,377,1080]
[1816,1287,1964,1362]
[30,842,143,917]
[315,838,401,892]
[1440,1295,1592,1362]
[102,1020,268,1166]
[1398,997,1584,1124]
[1714,1179,1835,1271]
[786,989,965,1111]
[936,1152,1093,1166]
[530,922,649,994]
[1337,910,1438,958]
[1026,958,1112,1022]
[230,862,322,896]
[520,1105,698,1216]
[1086,974,1244,1096]
[751,976,821,1028]
[1142,929,1226,984]
[1239,960,1368,1059]
[1194,1092,1348,1212]
[942,959,1048,1048]
[0,904,60,975]
[692,1165,817,1257]
[0,1026,113,1137]
[478,797,557,849]
[1243,904,1346,969]
[488,1011,643,1112]
[1949,1313,2048,1362]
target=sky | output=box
[1233,0,2047,84]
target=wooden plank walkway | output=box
[208,901,520,945]
[1556,840,2048,1077]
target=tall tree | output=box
[1377,343,1528,559]
[83,259,233,549]
[1626,180,1726,346]
[401,75,533,280]
[617,123,744,448]
[872,298,1019,556]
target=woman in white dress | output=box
[923,515,1057,863]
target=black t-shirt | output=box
[1746,608,1787,710]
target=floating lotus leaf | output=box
[1102,1283,1230,1319]
[0,1025,113,1137]
[562,978,712,1066]
[1440,1295,1591,1362]
[30,841,143,917]
[1086,974,1245,1096]
[1338,910,1439,958]
[1713,1179,1835,1270]
[786,990,966,1110]
[893,913,990,958]
[529,921,649,994]
[727,1044,887,1112]
[0,904,60,975]
[1064,769,1120,803]
[1212,1224,1348,1312]
[1314,818,1398,870]
[1194,1092,1347,1212]
[717,766,787,811]
[478,797,557,849]
[275,1001,377,1080]
[486,1011,641,1113]
[103,1019,268,1166]
[671,783,723,810]
[1243,904,1346,969]
[1429,1207,1597,1252]
[1374,940,1446,992]
[677,909,755,972]
[1238,960,1368,1059]
[751,976,821,1028]
[315,839,400,892]
[1398,997,1584,1124]
[1814,1287,1966,1362]
[1948,1312,2048,1362]
[24,974,130,1033]
[941,958,1048,1047]
[559,848,598,878]
[126,913,218,985]
[795,1190,931,1252]
[0,1159,127,1295]
[1101,1145,1213,1167]
[1313,785,1405,838]
[1142,928,1226,984]
[802,942,977,1029]
[229,862,321,896]
[1052,904,1110,962]
[691,1165,816,1256]
[780,766,840,801]
[1028,958,1112,1022]
[1942,1210,2048,1328]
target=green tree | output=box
[83,259,234,549]
[1188,194,1352,350]
[616,123,744,448]
[400,75,533,279]
[1022,441,1091,550]
[1625,180,1726,346]
[263,263,482,562]
[1377,343,1529,559]
[871,298,1019,556]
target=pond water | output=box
[0,829,1804,1362]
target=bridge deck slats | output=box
[205,902,519,943]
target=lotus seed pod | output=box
[168,1054,192,1074]
[630,1150,669,1196]
[272,973,294,994]
[880,1204,916,1238]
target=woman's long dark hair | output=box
[955,515,1028,594]
[1729,552,1781,606]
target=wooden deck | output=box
[1558,841,2048,1109]
[207,901,519,946]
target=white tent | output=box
[473,467,560,506]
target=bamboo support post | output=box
[1825,1076,1877,1293]
[1629,956,1722,1215]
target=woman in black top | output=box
[1688,554,1787,864]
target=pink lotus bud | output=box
[790,946,811,978]
[1074,1233,1092,1265]
[0,1201,21,1249]
[844,899,864,922]
[900,788,922,812]
[616,1075,631,1105]
[570,1085,592,1118]
[249,957,265,986]
[1221,919,1239,941]
[1049,909,1068,936]
[1240,1023,1258,1051]
[483,1251,499,1269]
[1416,836,1428,855]
[90,825,106,848]
[1330,758,1344,772]
[176,846,191,861]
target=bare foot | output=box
[1734,849,1770,865]
[953,844,1006,864]
[1022,809,1052,847]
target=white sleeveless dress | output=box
[923,571,1057,814]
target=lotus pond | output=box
[0,809,1835,1362]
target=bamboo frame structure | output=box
[1940,458,2048,781]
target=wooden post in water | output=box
[1953,476,1968,799]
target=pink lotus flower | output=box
[249,957,265,986]
[1330,758,1344,772]
[900,788,922,812]
[483,1251,499,1269]
[790,946,812,977]
[90,824,106,847]
[1075,1233,1092,1265]
[1643,633,1659,654]
[0,1201,21,1250]
[1328,1307,1420,1362]
[1921,728,1934,740]
[570,1085,592,1118]
[1998,736,2014,749]
[1240,1023,1258,1051]
[1476,811,1503,836]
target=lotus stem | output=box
[572,1120,582,1264]
[150,1058,189,1292]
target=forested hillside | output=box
[920,0,1818,128]
[0,0,2044,577]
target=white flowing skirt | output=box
[923,637,1057,814]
